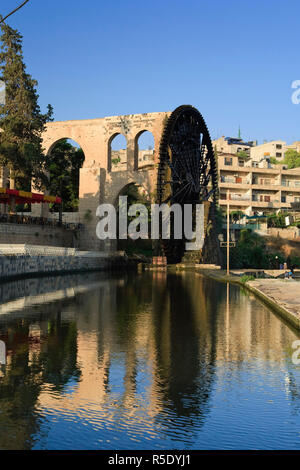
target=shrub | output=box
[240,275,255,283]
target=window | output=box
[224,157,232,166]
[281,196,286,203]
[276,152,282,158]
[260,179,271,185]
[276,144,282,149]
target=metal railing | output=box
[220,177,250,184]
[229,195,251,201]
[0,213,84,231]
[281,181,300,188]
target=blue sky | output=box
[1,0,300,144]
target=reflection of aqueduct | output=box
[42,111,170,250]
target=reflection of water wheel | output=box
[157,105,219,264]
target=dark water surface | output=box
[0,271,299,450]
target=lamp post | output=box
[227,189,230,276]
[59,177,63,226]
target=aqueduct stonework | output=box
[42,111,170,250]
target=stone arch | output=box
[107,133,128,173]
[105,169,155,207]
[113,181,152,254]
[113,181,150,208]
[44,135,87,159]
[47,138,85,213]
[134,130,155,170]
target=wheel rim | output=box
[157,105,219,263]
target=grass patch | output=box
[240,274,256,283]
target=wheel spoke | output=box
[157,105,219,263]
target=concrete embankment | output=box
[0,244,129,281]
[246,279,300,330]
[199,269,300,331]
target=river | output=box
[0,271,299,450]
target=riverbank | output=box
[0,244,129,281]
[200,268,300,331]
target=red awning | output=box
[0,188,62,204]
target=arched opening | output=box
[108,133,127,172]
[135,130,155,169]
[115,183,153,258]
[47,138,85,216]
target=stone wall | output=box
[0,223,75,247]
[266,227,300,240]
[0,245,127,280]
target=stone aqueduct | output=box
[41,111,170,250]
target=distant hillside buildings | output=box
[212,136,256,156]
[213,136,300,216]
[109,135,300,217]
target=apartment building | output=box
[250,140,286,162]
[218,152,300,215]
[213,136,256,155]
[286,141,300,153]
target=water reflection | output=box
[0,272,299,449]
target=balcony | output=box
[282,180,300,188]
[219,177,251,189]
[219,194,251,206]
[218,162,250,172]
[251,199,283,209]
[220,176,250,184]
[230,195,251,201]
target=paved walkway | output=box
[247,279,300,329]
[200,269,300,330]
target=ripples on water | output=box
[0,271,299,450]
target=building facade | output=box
[218,152,300,215]
[285,141,300,153]
[250,140,286,162]
[213,136,256,155]
[111,148,155,171]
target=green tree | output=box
[269,156,279,165]
[47,140,84,212]
[267,211,287,228]
[230,210,244,223]
[283,149,300,169]
[228,228,267,268]
[0,19,53,191]
[237,150,249,159]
